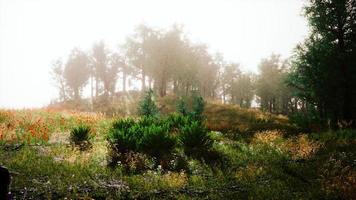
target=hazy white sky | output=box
[0,0,309,108]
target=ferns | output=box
[107,114,213,169]
[108,94,211,169]
[179,121,213,157]
[70,125,92,150]
[138,124,176,158]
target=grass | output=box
[0,105,355,199]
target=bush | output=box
[165,113,190,132]
[175,94,206,122]
[138,124,177,161]
[179,121,213,158]
[138,89,158,117]
[137,116,160,127]
[112,118,136,130]
[108,117,177,169]
[176,97,189,116]
[289,110,321,132]
[191,94,205,121]
[108,119,141,154]
[70,125,92,150]
[310,129,356,142]
[108,112,214,170]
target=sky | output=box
[0,0,309,108]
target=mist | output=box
[1,1,356,199]
[0,0,308,108]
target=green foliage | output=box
[138,124,176,159]
[2,108,356,199]
[108,117,177,168]
[289,0,356,125]
[137,116,160,127]
[112,118,136,130]
[191,94,205,121]
[310,129,356,142]
[108,119,140,154]
[138,89,159,117]
[176,97,189,116]
[289,110,321,132]
[179,121,213,158]
[108,113,217,169]
[70,125,92,150]
[164,113,190,131]
[221,63,254,108]
[256,54,293,114]
[175,94,206,122]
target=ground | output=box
[0,104,355,199]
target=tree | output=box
[91,41,112,97]
[51,58,67,102]
[112,52,131,93]
[232,73,254,108]
[212,53,226,101]
[124,24,221,98]
[256,54,291,113]
[105,53,120,96]
[221,63,241,104]
[289,0,356,127]
[218,62,255,107]
[124,24,157,92]
[63,48,90,100]
[195,45,219,98]
[138,89,158,117]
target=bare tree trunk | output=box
[223,89,226,104]
[95,77,99,97]
[185,84,189,96]
[122,72,127,92]
[141,67,146,91]
[90,73,94,111]
[173,80,178,94]
[294,99,298,112]
[159,77,167,97]
[59,79,66,102]
[148,77,153,90]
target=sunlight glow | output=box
[0,0,308,108]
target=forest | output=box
[0,0,356,199]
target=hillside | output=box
[0,104,355,199]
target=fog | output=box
[0,0,308,108]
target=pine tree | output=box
[138,89,159,117]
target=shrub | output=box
[138,124,177,162]
[165,113,190,132]
[70,125,92,150]
[112,118,136,130]
[176,97,189,116]
[179,121,213,158]
[191,94,205,121]
[175,94,206,122]
[310,129,356,142]
[138,89,158,117]
[108,117,177,169]
[107,120,143,168]
[289,110,321,132]
[108,119,141,154]
[137,116,160,127]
